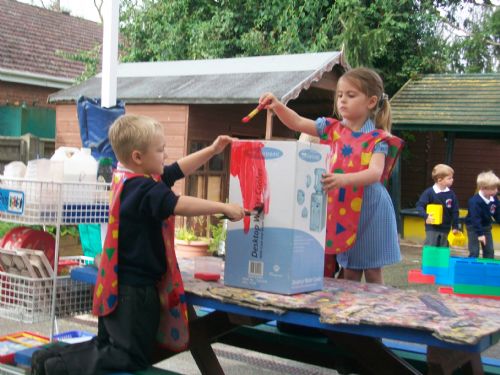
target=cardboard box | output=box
[224,140,329,294]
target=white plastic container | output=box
[50,147,79,182]
[63,148,98,204]
[25,159,51,181]
[63,148,97,183]
[23,158,59,209]
[2,161,26,189]
[3,161,26,179]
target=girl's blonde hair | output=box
[335,67,392,133]
[477,170,500,190]
[108,115,163,163]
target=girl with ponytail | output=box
[260,67,403,284]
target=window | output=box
[187,141,228,201]
[186,140,229,236]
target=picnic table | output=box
[71,258,500,375]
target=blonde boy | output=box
[33,115,245,374]
[465,171,500,258]
[416,164,460,247]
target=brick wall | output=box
[0,81,57,108]
[55,103,189,195]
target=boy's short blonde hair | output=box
[108,115,163,163]
[432,164,454,182]
[477,170,500,190]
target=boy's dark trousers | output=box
[424,230,449,247]
[467,226,494,258]
[32,284,160,375]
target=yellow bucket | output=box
[448,231,466,247]
[426,204,443,225]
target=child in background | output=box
[32,115,245,375]
[416,164,460,247]
[260,67,403,284]
[465,170,500,258]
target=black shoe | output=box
[31,343,67,375]
[44,356,69,375]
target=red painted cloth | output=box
[93,170,189,352]
[320,118,403,254]
[230,141,270,233]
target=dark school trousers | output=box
[467,226,494,259]
[58,284,161,375]
[424,230,449,247]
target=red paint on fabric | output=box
[230,141,270,233]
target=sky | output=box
[17,0,500,26]
[17,0,102,23]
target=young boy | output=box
[465,170,500,258]
[416,164,460,247]
[32,115,245,375]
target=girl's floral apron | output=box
[321,118,403,257]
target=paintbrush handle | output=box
[242,99,271,122]
[216,211,253,220]
[246,107,261,120]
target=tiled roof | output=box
[391,74,500,131]
[0,0,102,80]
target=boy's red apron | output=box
[320,118,403,255]
[92,170,189,352]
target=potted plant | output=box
[174,218,210,258]
[209,219,227,257]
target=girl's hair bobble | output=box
[378,93,389,109]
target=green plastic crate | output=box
[422,246,450,268]
[453,284,500,297]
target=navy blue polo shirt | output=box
[117,163,183,286]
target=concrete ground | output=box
[1,241,500,374]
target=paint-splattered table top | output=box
[180,258,500,345]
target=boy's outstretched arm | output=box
[177,136,234,177]
[174,196,245,221]
[259,93,317,136]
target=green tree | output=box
[56,45,102,83]
[442,1,500,73]
[75,0,497,94]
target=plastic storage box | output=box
[426,204,443,225]
[53,330,95,344]
[0,256,94,323]
[0,331,48,364]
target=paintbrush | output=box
[241,99,271,123]
[216,204,264,220]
